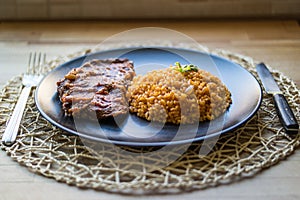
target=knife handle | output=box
[273,93,299,134]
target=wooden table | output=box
[0,20,299,200]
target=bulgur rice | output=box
[127,64,232,124]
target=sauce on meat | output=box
[57,58,135,119]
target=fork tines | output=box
[27,52,46,75]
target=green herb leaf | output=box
[173,62,198,73]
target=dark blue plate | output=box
[35,47,262,146]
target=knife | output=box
[256,63,299,134]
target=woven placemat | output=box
[0,42,299,194]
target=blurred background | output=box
[0,0,299,20]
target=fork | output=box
[2,52,46,146]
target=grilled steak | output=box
[57,58,135,119]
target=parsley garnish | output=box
[173,62,198,73]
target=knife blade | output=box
[256,62,299,134]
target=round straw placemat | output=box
[0,43,299,194]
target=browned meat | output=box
[57,58,135,119]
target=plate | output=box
[35,47,262,146]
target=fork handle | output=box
[2,86,32,146]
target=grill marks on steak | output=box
[57,59,135,119]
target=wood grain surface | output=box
[0,20,299,200]
[1,0,300,20]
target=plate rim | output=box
[35,46,263,146]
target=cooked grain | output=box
[127,67,231,124]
